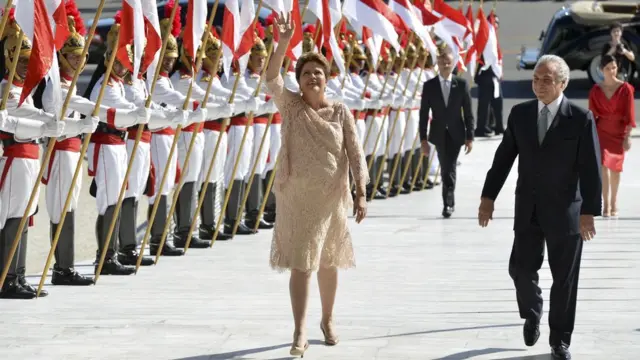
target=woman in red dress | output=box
[588,54,635,217]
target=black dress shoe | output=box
[149,242,184,256]
[174,235,211,249]
[523,319,540,346]
[442,206,454,218]
[96,258,135,275]
[199,226,233,241]
[0,277,37,299]
[245,218,274,230]
[19,275,48,297]
[226,222,258,235]
[551,345,571,359]
[118,249,154,266]
[51,267,94,286]
[263,211,276,223]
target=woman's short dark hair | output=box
[610,22,623,31]
[295,52,330,82]
[600,54,617,69]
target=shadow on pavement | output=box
[492,355,553,360]
[173,341,324,360]
[433,348,526,360]
[353,323,522,341]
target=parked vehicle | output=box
[517,1,640,84]
[86,0,273,64]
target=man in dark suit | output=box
[478,55,602,360]
[419,43,474,218]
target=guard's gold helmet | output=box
[60,16,87,73]
[160,18,179,59]
[3,19,32,78]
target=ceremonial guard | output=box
[0,17,84,298]
[85,19,152,275]
[40,6,147,284]
[219,41,270,236]
[241,24,277,231]
[260,19,297,224]
[385,48,411,197]
[398,42,422,194]
[362,48,393,200]
[170,25,236,246]
[147,5,206,255]
[412,44,436,190]
[345,38,373,143]
[121,29,189,265]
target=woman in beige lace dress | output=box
[265,13,369,358]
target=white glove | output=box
[219,103,234,119]
[12,118,64,140]
[83,116,100,134]
[0,109,7,129]
[171,109,189,127]
[255,100,270,115]
[265,100,277,114]
[381,95,394,107]
[232,99,246,114]
[186,107,207,126]
[135,106,150,125]
[244,98,260,113]
[42,120,65,138]
[392,95,404,108]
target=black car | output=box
[517,0,640,84]
[86,0,274,64]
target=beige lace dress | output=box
[265,74,369,273]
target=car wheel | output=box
[588,55,604,84]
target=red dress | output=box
[588,82,636,172]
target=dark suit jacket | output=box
[419,75,474,148]
[481,97,602,236]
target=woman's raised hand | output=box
[275,11,295,42]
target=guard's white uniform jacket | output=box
[195,69,235,192]
[144,71,204,203]
[263,68,297,176]
[386,71,410,158]
[243,68,277,183]
[170,69,234,186]
[40,74,118,223]
[123,74,185,202]
[359,70,391,157]
[0,79,71,229]
[400,66,424,154]
[88,74,138,215]
[219,72,266,187]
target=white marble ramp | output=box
[1,137,639,360]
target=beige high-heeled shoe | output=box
[290,333,309,358]
[320,322,339,346]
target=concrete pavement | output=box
[1,135,639,359]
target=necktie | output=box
[442,80,449,106]
[538,106,550,144]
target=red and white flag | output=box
[116,0,145,79]
[389,0,437,63]
[343,0,407,52]
[15,0,61,114]
[183,0,207,71]
[221,0,241,79]
[262,0,303,61]
[307,0,345,75]
[361,26,383,68]
[141,0,163,78]
[234,0,259,75]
